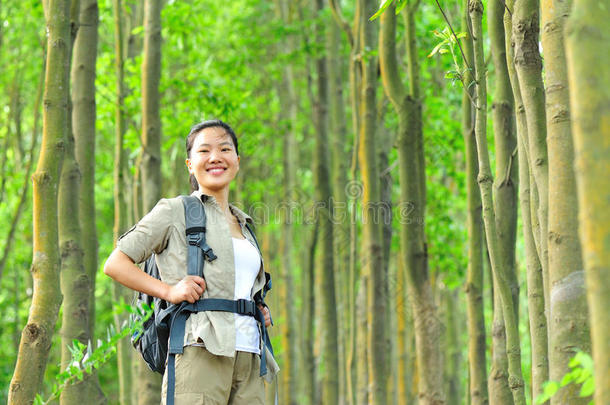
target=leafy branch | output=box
[33,302,153,405]
[428,26,475,106]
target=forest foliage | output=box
[1,0,608,404]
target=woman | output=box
[104,120,278,405]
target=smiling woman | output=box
[103,119,278,405]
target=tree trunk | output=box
[303,220,319,405]
[461,3,488,403]
[358,2,387,405]
[564,3,610,403]
[502,0,548,397]
[512,0,550,311]
[8,0,69,403]
[379,4,443,404]
[489,1,520,403]
[312,2,339,403]
[328,11,351,404]
[541,2,591,403]
[111,0,136,403]
[273,1,299,403]
[469,2,526,404]
[59,1,90,402]
[137,0,163,403]
[140,0,162,211]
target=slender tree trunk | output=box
[379,4,443,404]
[59,1,90,402]
[327,2,359,402]
[489,2,520,403]
[273,1,299,403]
[111,0,135,403]
[461,4,488,403]
[564,3,610,403]
[512,0,550,311]
[140,0,162,209]
[502,0,548,397]
[469,2,526,404]
[137,0,163,403]
[358,2,388,405]
[303,220,319,405]
[72,0,105,402]
[328,12,350,405]
[313,2,339,403]
[540,2,591,403]
[8,0,69,403]
[489,0,519,327]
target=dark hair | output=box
[186,119,239,191]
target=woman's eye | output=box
[222,148,231,152]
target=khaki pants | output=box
[161,346,265,405]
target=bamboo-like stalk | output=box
[512,0,550,311]
[461,3,488,403]
[111,0,135,403]
[541,1,591,403]
[502,0,549,398]
[136,1,163,403]
[469,2,526,404]
[564,2,610,403]
[378,3,444,405]
[8,1,70,403]
[312,2,339,403]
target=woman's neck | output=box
[198,186,230,214]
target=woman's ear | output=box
[185,158,192,173]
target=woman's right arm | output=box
[103,248,206,304]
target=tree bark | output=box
[489,1,520,403]
[358,2,387,405]
[564,2,610,403]
[469,2,526,404]
[140,0,162,211]
[461,3,488,403]
[502,0,549,398]
[137,0,163,403]
[379,4,443,404]
[273,1,299,403]
[111,0,136,403]
[8,0,69,403]
[312,2,339,403]
[327,10,351,404]
[512,0,550,311]
[541,1,591,403]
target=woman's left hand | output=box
[258,304,271,327]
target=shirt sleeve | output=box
[116,198,175,264]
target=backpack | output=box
[130,195,273,405]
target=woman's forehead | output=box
[193,127,233,146]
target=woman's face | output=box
[186,126,240,194]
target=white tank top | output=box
[232,237,261,354]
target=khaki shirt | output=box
[117,190,278,380]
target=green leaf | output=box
[580,378,594,397]
[396,0,408,14]
[428,41,447,58]
[369,0,393,21]
[536,381,560,404]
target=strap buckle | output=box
[236,299,255,316]
[187,234,200,247]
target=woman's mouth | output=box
[207,167,227,175]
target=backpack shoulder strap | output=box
[181,195,216,278]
